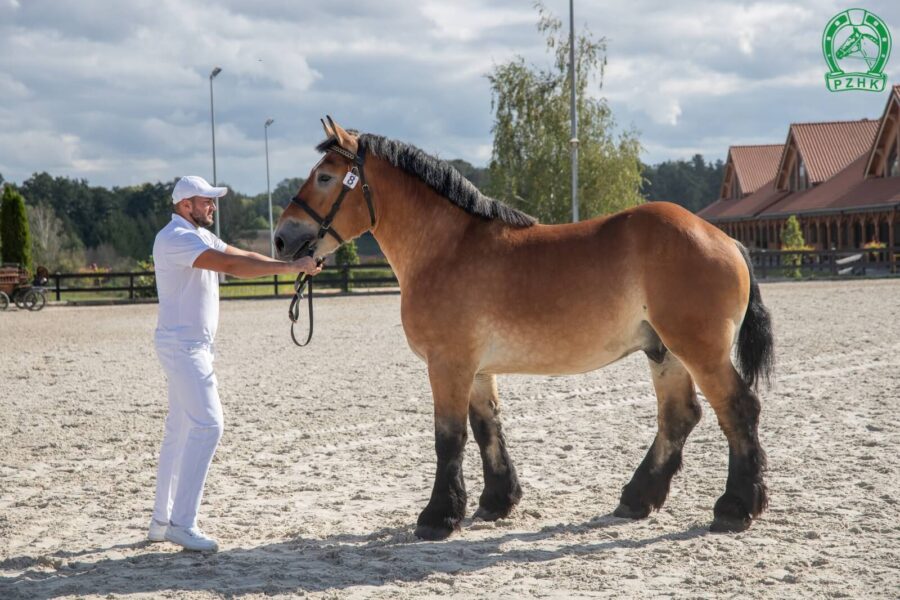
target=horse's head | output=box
[836,27,862,59]
[274,116,375,262]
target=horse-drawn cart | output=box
[0,264,47,311]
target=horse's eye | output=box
[317,174,332,184]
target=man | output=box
[148,175,320,552]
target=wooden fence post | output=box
[54,273,61,301]
[129,274,135,300]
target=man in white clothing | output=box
[149,175,320,552]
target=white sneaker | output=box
[164,524,219,552]
[148,519,168,542]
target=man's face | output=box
[183,196,216,227]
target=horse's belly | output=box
[478,320,644,375]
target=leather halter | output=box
[287,142,376,347]
[288,143,375,251]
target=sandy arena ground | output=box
[1,279,899,599]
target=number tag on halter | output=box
[343,172,359,189]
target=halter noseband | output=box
[288,143,376,254]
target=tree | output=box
[642,155,725,212]
[27,202,86,271]
[0,185,33,273]
[486,3,643,223]
[335,240,359,267]
[447,160,489,191]
[780,215,807,278]
[272,177,306,208]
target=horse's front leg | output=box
[414,360,475,540]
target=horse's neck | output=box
[368,159,475,284]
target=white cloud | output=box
[421,0,535,42]
[0,0,898,190]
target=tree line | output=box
[0,150,722,273]
[0,172,305,272]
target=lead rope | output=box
[288,271,315,347]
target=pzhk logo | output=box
[823,9,891,92]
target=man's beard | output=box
[191,209,214,227]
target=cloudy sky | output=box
[1,0,899,195]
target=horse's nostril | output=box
[275,236,285,253]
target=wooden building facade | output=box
[698,85,900,254]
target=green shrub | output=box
[780,216,809,279]
[0,186,33,275]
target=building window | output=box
[888,141,899,177]
[789,156,809,191]
[731,179,742,199]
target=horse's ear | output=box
[325,115,358,154]
[321,118,333,138]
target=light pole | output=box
[568,0,579,223]
[264,118,275,257]
[209,66,222,239]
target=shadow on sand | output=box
[0,514,708,598]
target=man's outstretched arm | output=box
[223,245,281,263]
[192,249,321,279]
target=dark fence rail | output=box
[48,263,398,302]
[748,249,898,278]
[42,251,900,302]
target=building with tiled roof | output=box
[719,144,784,200]
[698,85,900,253]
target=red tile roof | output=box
[701,181,789,221]
[696,199,731,219]
[761,154,900,217]
[728,144,784,195]
[781,120,879,184]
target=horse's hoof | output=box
[711,493,753,532]
[414,523,457,541]
[709,515,751,533]
[472,505,510,522]
[613,502,651,520]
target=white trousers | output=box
[152,342,224,528]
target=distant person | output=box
[149,175,320,552]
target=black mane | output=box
[316,134,536,227]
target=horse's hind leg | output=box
[468,374,522,521]
[615,350,701,519]
[689,361,768,532]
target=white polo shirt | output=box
[153,214,227,346]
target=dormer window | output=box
[888,141,899,177]
[790,156,809,191]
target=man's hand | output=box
[289,256,323,276]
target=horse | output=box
[274,117,774,540]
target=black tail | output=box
[735,243,774,390]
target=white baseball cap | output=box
[172,175,228,204]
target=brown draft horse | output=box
[274,117,774,540]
